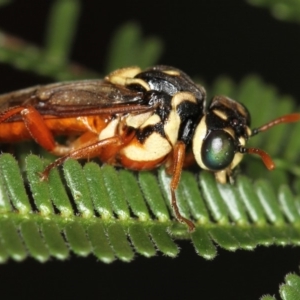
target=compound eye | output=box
[201,130,235,171]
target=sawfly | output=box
[1,65,300,231]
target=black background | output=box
[0,1,300,299]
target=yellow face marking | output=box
[238,136,246,147]
[193,118,244,173]
[122,132,172,161]
[125,112,152,129]
[230,152,244,171]
[98,118,119,140]
[230,136,246,170]
[214,170,227,184]
[223,127,235,138]
[213,96,249,120]
[246,127,252,137]
[213,109,228,121]
[162,69,181,76]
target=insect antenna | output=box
[251,113,300,136]
[238,146,275,170]
[239,113,300,170]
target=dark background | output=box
[0,1,300,299]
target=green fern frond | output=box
[1,78,300,264]
[0,2,162,81]
[44,0,81,65]
[1,72,300,263]
[0,0,96,80]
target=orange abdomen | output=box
[0,115,109,143]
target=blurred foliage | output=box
[249,0,300,23]
[105,22,163,73]
[0,0,11,6]
[1,0,300,298]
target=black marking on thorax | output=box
[135,122,165,144]
[128,66,206,145]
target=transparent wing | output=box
[0,80,146,115]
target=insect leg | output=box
[170,141,195,232]
[41,136,122,179]
[0,106,62,153]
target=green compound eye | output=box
[201,130,235,171]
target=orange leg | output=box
[0,105,88,155]
[0,106,58,152]
[165,148,195,175]
[170,141,195,232]
[41,136,122,179]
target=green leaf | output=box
[1,124,300,263]
[44,0,81,65]
[280,274,300,300]
[263,273,300,300]
[0,0,11,7]
[0,1,96,81]
[105,22,164,73]
[261,296,276,300]
[249,0,300,23]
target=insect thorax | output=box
[103,66,206,169]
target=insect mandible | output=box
[1,65,300,231]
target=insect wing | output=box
[0,80,147,117]
[0,85,42,109]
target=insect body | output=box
[1,65,300,231]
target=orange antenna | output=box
[238,146,275,170]
[239,112,300,170]
[252,113,300,136]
